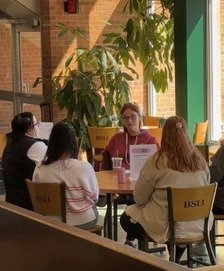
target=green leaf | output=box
[48,0,174,149]
[106,51,120,75]
[65,53,75,68]
[32,77,42,87]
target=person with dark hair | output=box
[120,116,212,262]
[33,121,99,229]
[191,143,224,256]
[103,102,159,170]
[208,142,224,214]
[2,112,47,210]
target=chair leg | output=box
[210,221,216,256]
[138,236,149,252]
[187,244,193,268]
[139,236,165,254]
[205,236,216,265]
[138,236,150,253]
[168,243,187,264]
[148,242,166,254]
[168,243,176,262]
[113,199,118,241]
[138,239,144,251]
[103,208,108,237]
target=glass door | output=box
[0,22,43,134]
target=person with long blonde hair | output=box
[120,116,211,262]
[156,115,206,172]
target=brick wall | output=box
[0,25,12,91]
[0,1,224,133]
[21,32,42,95]
[0,24,13,133]
[40,0,145,122]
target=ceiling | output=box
[0,0,40,21]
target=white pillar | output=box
[207,0,221,141]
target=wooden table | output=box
[96,170,136,240]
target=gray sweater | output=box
[126,153,212,243]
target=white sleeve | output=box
[27,141,47,163]
[82,162,99,203]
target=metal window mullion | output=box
[11,23,22,114]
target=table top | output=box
[96,170,136,194]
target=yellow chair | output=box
[193,120,208,145]
[26,179,67,222]
[0,133,6,160]
[143,116,162,127]
[147,127,163,145]
[87,126,117,171]
[26,179,103,235]
[167,183,217,268]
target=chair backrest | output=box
[143,116,162,127]
[87,126,118,149]
[26,179,66,222]
[147,128,163,144]
[193,120,208,145]
[167,183,217,223]
[0,133,6,160]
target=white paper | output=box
[129,144,157,181]
[38,122,53,140]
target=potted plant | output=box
[51,38,134,150]
[34,0,174,150]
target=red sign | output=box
[64,0,78,14]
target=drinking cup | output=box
[111,157,123,169]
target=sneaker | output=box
[192,243,208,256]
[124,240,137,248]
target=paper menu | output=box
[129,144,157,181]
[38,122,53,140]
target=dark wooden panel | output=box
[0,201,188,271]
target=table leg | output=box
[113,199,118,241]
[106,193,112,239]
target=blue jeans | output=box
[75,205,99,230]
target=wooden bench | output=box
[0,200,190,271]
[195,266,224,271]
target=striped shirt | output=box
[33,158,99,226]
